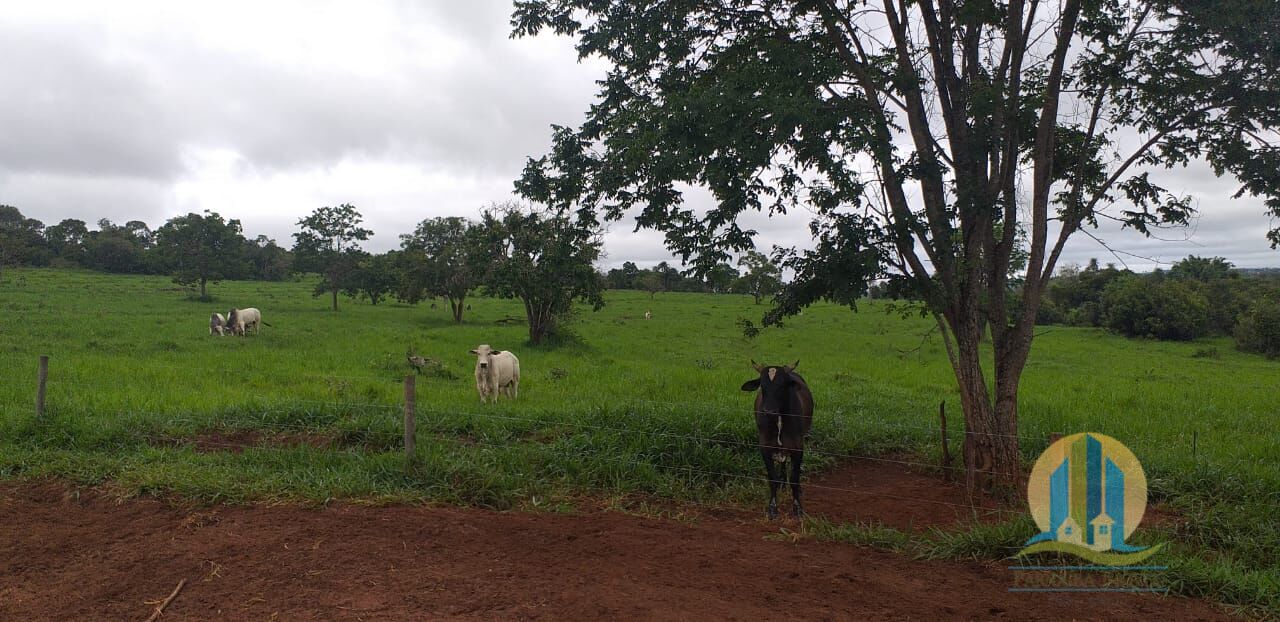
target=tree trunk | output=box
[948,315,1023,497]
[450,297,464,323]
[199,278,207,300]
[331,288,338,312]
[524,300,546,345]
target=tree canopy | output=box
[512,0,1280,489]
[293,204,373,311]
[399,217,484,322]
[478,202,604,345]
[154,211,248,300]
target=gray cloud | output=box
[0,2,1275,272]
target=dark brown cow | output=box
[740,360,814,519]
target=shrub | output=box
[1101,275,1209,340]
[1234,296,1280,359]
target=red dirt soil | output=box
[0,463,1229,621]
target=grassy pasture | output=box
[0,268,1277,611]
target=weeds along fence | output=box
[8,355,1224,512]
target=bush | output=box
[1234,296,1280,359]
[1101,275,1209,340]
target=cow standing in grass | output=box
[470,344,520,403]
[741,360,813,519]
[210,312,227,336]
[226,307,269,336]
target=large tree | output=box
[154,211,248,300]
[399,216,483,322]
[44,218,89,264]
[478,202,605,345]
[0,206,49,276]
[292,204,373,311]
[736,250,783,304]
[513,1,1280,490]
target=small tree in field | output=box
[347,252,398,306]
[513,0,1280,492]
[154,211,248,300]
[736,251,783,305]
[638,272,663,299]
[399,217,483,322]
[478,202,604,345]
[292,204,373,311]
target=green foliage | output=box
[346,252,398,306]
[1234,294,1280,358]
[1044,256,1280,348]
[0,205,52,272]
[397,217,483,321]
[733,250,782,305]
[511,0,1280,487]
[154,211,249,300]
[292,204,373,311]
[477,202,605,345]
[1101,275,1209,340]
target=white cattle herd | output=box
[208,307,269,336]
[208,308,522,404]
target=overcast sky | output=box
[1,1,1276,271]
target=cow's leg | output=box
[789,449,805,518]
[761,449,781,519]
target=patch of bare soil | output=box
[803,457,1018,529]
[0,471,1231,620]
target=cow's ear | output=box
[491,350,502,355]
[740,379,760,391]
[787,360,799,371]
[469,349,478,355]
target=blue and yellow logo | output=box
[1017,433,1164,565]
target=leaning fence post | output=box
[36,355,48,419]
[1192,430,1198,462]
[939,401,952,479]
[403,375,417,467]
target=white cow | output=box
[644,310,652,319]
[469,344,520,403]
[226,307,268,336]
[210,312,227,336]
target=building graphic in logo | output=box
[1017,433,1164,565]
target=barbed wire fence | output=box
[9,354,1227,524]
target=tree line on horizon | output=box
[0,202,784,344]
[4,203,1277,355]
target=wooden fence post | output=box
[404,375,416,467]
[1192,430,1198,461]
[36,355,48,419]
[939,401,952,479]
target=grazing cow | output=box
[469,344,520,403]
[226,307,269,336]
[741,360,814,519]
[644,310,652,320]
[210,312,227,336]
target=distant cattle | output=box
[469,344,520,404]
[210,312,226,336]
[741,360,814,519]
[226,307,270,336]
[644,310,652,320]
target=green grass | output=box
[1,268,1277,613]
